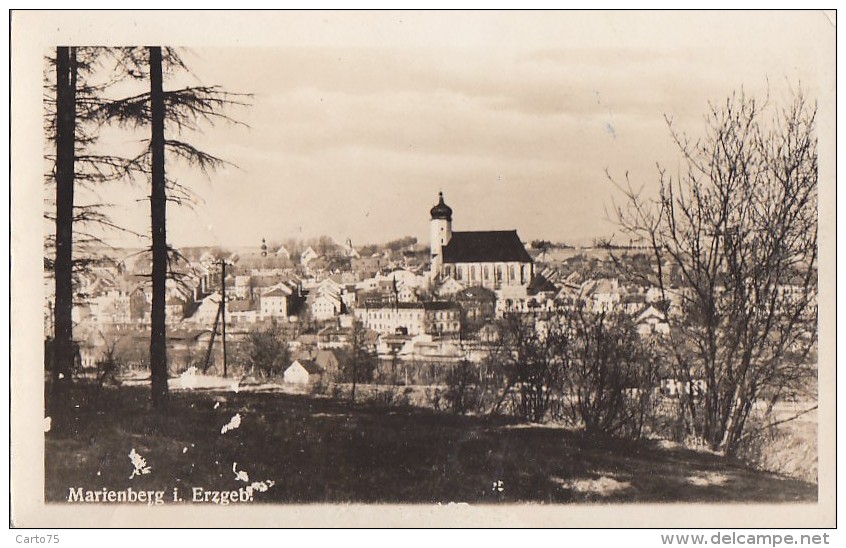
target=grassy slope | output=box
[45,384,817,504]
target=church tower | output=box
[430,192,453,276]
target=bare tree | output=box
[338,320,377,403]
[562,307,660,438]
[485,314,567,423]
[613,88,818,455]
[443,359,476,414]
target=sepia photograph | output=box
[9,9,836,529]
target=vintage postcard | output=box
[9,10,837,528]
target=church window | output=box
[483,265,490,280]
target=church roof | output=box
[442,231,533,264]
[430,192,453,221]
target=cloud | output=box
[87,14,831,248]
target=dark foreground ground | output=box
[45,384,817,504]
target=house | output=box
[129,286,149,323]
[527,272,558,297]
[496,284,541,316]
[339,272,361,285]
[283,359,324,385]
[275,246,291,260]
[300,246,319,266]
[90,290,131,326]
[453,286,496,329]
[436,277,465,298]
[424,301,461,336]
[317,326,350,349]
[621,292,647,315]
[165,296,186,324]
[340,284,358,309]
[316,277,343,297]
[395,333,463,362]
[383,268,421,289]
[376,332,412,357]
[314,349,342,377]
[355,303,425,335]
[294,333,319,353]
[234,275,253,299]
[306,256,332,274]
[234,239,294,275]
[226,299,257,324]
[397,285,418,303]
[636,305,670,336]
[354,301,460,337]
[587,278,623,313]
[342,239,361,259]
[260,284,293,317]
[311,293,342,320]
[351,255,383,276]
[186,292,222,324]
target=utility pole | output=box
[220,259,228,377]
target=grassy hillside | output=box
[46,384,816,504]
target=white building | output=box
[283,359,324,384]
[354,302,460,336]
[300,246,319,266]
[312,293,342,320]
[260,285,292,317]
[429,192,534,290]
[635,305,670,336]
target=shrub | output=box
[443,360,476,414]
[243,321,290,378]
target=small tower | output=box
[429,192,453,276]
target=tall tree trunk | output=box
[51,46,77,419]
[149,46,168,410]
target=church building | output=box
[429,192,533,290]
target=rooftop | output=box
[442,231,533,264]
[292,359,324,375]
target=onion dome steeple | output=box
[429,192,453,221]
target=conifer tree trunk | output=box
[51,46,77,416]
[149,46,168,409]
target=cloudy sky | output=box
[55,11,835,249]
